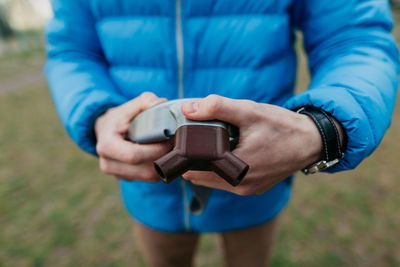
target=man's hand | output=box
[181,95,324,196]
[95,92,171,182]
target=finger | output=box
[183,170,261,196]
[119,92,167,119]
[97,136,171,164]
[182,171,235,192]
[181,94,254,127]
[100,158,161,182]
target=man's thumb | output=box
[121,92,166,117]
[181,94,249,127]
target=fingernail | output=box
[182,101,199,114]
[182,173,191,180]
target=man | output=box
[45,0,399,266]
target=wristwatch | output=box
[296,106,345,174]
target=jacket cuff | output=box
[283,86,375,172]
[65,92,127,156]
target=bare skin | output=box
[94,92,171,182]
[180,94,327,196]
[95,93,343,196]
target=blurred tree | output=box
[392,0,400,9]
[0,3,14,39]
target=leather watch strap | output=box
[297,106,344,163]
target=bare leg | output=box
[134,222,199,267]
[220,216,280,267]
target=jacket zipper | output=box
[176,0,184,99]
[175,0,190,231]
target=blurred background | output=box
[1,1,399,266]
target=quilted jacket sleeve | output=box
[285,0,399,171]
[44,0,128,155]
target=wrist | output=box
[331,117,345,149]
[94,112,106,138]
[298,113,324,165]
[296,106,345,174]
[297,114,346,164]
[89,104,118,145]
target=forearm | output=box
[286,0,399,172]
[45,0,128,154]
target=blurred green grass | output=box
[1,10,400,267]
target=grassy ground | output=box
[1,11,400,267]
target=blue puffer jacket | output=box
[45,0,399,232]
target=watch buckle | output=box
[302,158,340,175]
